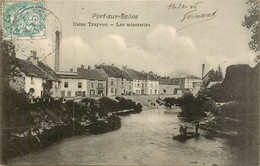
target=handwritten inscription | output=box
[167,1,217,31]
[181,9,217,22]
[167,1,204,10]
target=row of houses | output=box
[10,51,203,99]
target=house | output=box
[77,66,106,96]
[95,64,132,96]
[10,51,61,98]
[134,71,159,95]
[122,67,142,95]
[172,75,202,95]
[158,77,180,95]
[57,69,87,98]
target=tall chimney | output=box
[202,64,205,78]
[54,31,60,72]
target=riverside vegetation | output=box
[1,40,142,161]
[163,63,259,165]
[2,88,142,161]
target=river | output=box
[8,108,241,165]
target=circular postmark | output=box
[4,1,62,60]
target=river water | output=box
[8,108,241,165]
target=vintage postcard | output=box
[0,0,259,165]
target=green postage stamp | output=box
[2,1,46,39]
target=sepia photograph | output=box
[0,0,259,165]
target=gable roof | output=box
[97,65,131,80]
[126,69,141,80]
[15,58,61,82]
[37,61,61,82]
[202,70,214,80]
[134,71,158,81]
[77,68,105,81]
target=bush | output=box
[164,97,177,106]
[177,92,214,121]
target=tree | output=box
[0,40,20,86]
[215,65,223,81]
[242,0,260,62]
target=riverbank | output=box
[8,108,243,165]
[2,96,142,162]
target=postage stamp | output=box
[2,1,46,39]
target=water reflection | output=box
[9,108,240,165]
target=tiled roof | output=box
[37,61,61,82]
[135,71,158,81]
[126,69,140,80]
[77,68,105,81]
[15,58,61,82]
[97,65,130,79]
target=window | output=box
[111,88,114,93]
[111,80,114,85]
[98,83,103,88]
[64,82,68,88]
[91,82,94,88]
[31,77,34,84]
[61,91,65,97]
[121,82,124,86]
[75,91,85,97]
[129,85,131,90]
[90,90,95,95]
[67,91,71,97]
[78,82,82,88]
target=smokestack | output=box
[202,64,205,78]
[54,31,60,72]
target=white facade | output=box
[106,77,130,96]
[133,80,142,95]
[24,76,44,98]
[60,78,87,98]
[147,80,159,95]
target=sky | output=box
[10,0,258,77]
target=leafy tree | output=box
[242,0,260,62]
[0,40,21,86]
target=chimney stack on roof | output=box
[88,66,91,70]
[29,50,38,65]
[112,64,114,66]
[81,65,84,69]
[54,31,60,72]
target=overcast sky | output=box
[13,0,257,77]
